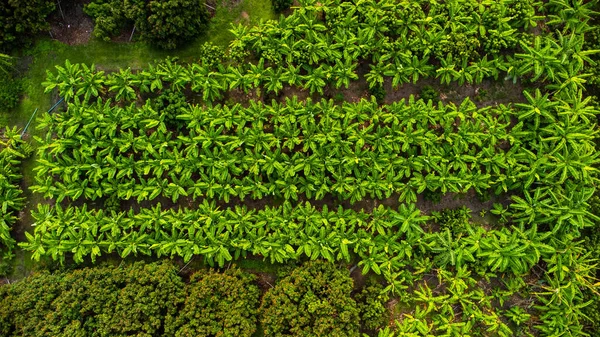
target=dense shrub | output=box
[419,85,440,103]
[1,261,184,336]
[0,0,55,52]
[196,42,226,68]
[0,77,22,112]
[582,194,600,334]
[271,0,293,13]
[85,0,209,49]
[152,88,188,130]
[260,261,360,337]
[0,262,260,337]
[356,278,389,331]
[368,85,386,104]
[165,268,260,337]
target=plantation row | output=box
[0,127,29,256]
[32,91,597,206]
[240,0,542,66]
[44,27,591,106]
[23,201,559,283]
[236,0,590,89]
[43,1,593,108]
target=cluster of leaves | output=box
[165,267,260,337]
[260,260,361,336]
[418,85,439,103]
[0,261,261,337]
[0,77,22,112]
[196,43,226,68]
[355,278,389,331]
[581,192,600,334]
[0,127,29,258]
[271,0,293,13]
[0,0,55,52]
[84,0,209,49]
[0,55,21,112]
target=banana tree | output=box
[302,65,328,94]
[107,68,138,102]
[331,58,358,89]
[436,54,462,85]
[515,36,563,82]
[514,89,557,130]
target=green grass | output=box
[1,0,276,132]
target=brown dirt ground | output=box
[48,0,93,45]
[383,77,528,108]
[325,80,369,103]
[254,271,277,292]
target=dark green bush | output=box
[419,85,440,103]
[85,0,209,49]
[260,261,360,337]
[1,261,184,336]
[356,278,389,331]
[271,0,293,13]
[152,88,188,130]
[165,267,260,337]
[423,188,443,203]
[197,42,226,68]
[582,194,600,334]
[0,77,22,112]
[432,206,472,235]
[83,0,126,41]
[0,262,260,337]
[368,85,386,104]
[0,0,55,52]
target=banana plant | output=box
[107,67,138,102]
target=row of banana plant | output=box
[41,30,596,108]
[32,87,598,209]
[41,55,505,106]
[232,0,532,77]
[0,127,29,257]
[21,201,559,289]
[28,96,515,203]
[231,0,596,90]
